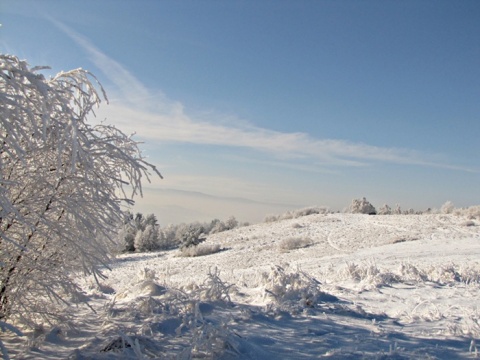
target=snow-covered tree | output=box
[134,214,160,251]
[118,212,161,252]
[177,223,206,249]
[134,224,160,252]
[209,219,227,234]
[160,224,179,249]
[393,204,402,215]
[441,201,455,214]
[225,216,238,230]
[208,216,239,234]
[347,197,377,215]
[0,55,161,325]
[378,204,392,215]
[118,211,137,252]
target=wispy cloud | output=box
[53,19,478,173]
[101,103,477,172]
[50,17,153,107]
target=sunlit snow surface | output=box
[6,214,480,359]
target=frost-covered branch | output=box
[0,54,161,325]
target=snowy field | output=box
[4,213,480,359]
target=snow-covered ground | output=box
[4,213,480,359]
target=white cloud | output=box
[99,102,472,171]
[54,19,478,174]
[50,18,158,108]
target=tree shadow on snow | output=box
[218,302,473,360]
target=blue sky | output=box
[2,1,479,223]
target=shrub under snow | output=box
[178,243,223,257]
[378,204,392,215]
[279,237,314,251]
[134,224,161,252]
[265,206,330,223]
[118,215,242,253]
[177,223,207,249]
[441,201,455,214]
[262,265,338,314]
[346,197,377,215]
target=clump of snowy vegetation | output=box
[441,200,456,214]
[261,265,337,315]
[443,202,480,220]
[377,203,405,215]
[264,205,330,222]
[346,197,377,214]
[177,223,207,249]
[340,260,399,290]
[117,213,241,253]
[346,199,480,217]
[100,267,239,359]
[178,243,223,257]
[327,260,480,292]
[377,203,393,215]
[278,237,314,251]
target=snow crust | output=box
[4,213,480,359]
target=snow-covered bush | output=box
[262,266,337,314]
[117,212,163,252]
[279,237,313,251]
[157,224,179,250]
[342,261,398,290]
[465,205,480,219]
[336,261,480,290]
[398,263,429,283]
[425,203,480,219]
[177,223,206,249]
[293,206,330,217]
[208,216,239,234]
[178,243,222,257]
[198,267,234,303]
[117,226,137,253]
[134,224,160,252]
[441,201,455,214]
[106,267,238,359]
[225,216,239,230]
[264,206,330,223]
[425,263,480,285]
[264,214,280,223]
[378,204,392,215]
[346,197,377,215]
[209,219,228,233]
[393,204,402,215]
[0,55,161,326]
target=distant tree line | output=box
[263,199,480,222]
[346,198,480,218]
[118,200,480,254]
[117,212,243,253]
